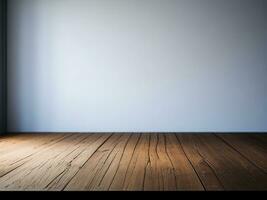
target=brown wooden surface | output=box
[0,133,266,191]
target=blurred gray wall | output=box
[0,0,6,134]
[7,0,267,132]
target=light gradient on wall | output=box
[7,0,267,132]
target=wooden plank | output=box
[0,134,65,156]
[47,133,112,191]
[176,134,224,191]
[64,134,123,191]
[145,134,201,191]
[87,134,132,191]
[0,134,70,178]
[109,133,141,190]
[0,134,87,190]
[178,134,267,191]
[165,134,204,191]
[122,134,150,191]
[20,134,92,190]
[143,134,162,191]
[144,134,177,191]
[217,134,267,173]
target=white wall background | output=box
[7,0,267,132]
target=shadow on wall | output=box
[8,1,55,131]
[0,0,7,133]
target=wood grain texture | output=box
[217,134,267,173]
[178,134,267,191]
[0,133,266,191]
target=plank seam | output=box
[164,134,178,191]
[108,134,132,190]
[122,134,141,190]
[61,133,114,191]
[175,134,206,191]
[214,134,267,175]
